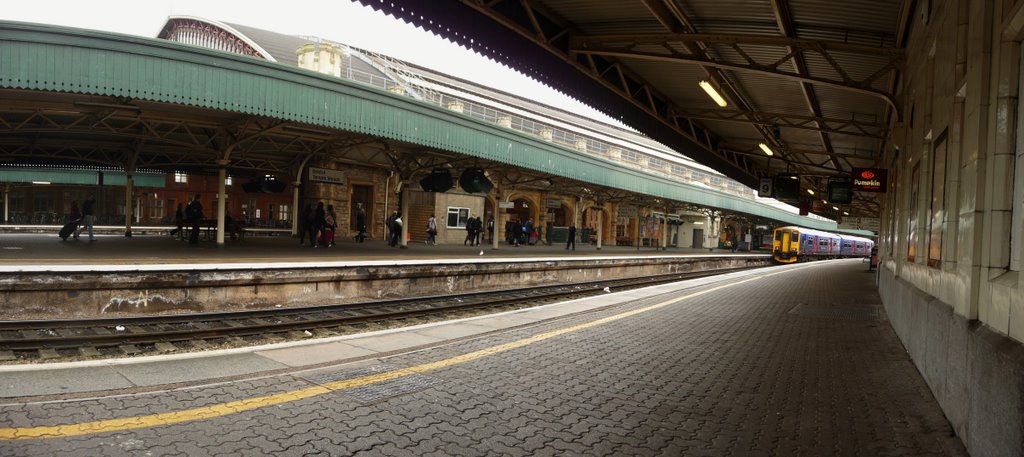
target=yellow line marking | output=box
[0,266,812,440]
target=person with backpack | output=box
[464,214,478,246]
[387,210,402,247]
[186,194,203,244]
[323,204,337,247]
[355,206,367,242]
[426,215,438,245]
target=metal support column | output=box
[399,182,409,249]
[216,166,227,246]
[124,174,133,237]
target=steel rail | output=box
[0,266,762,360]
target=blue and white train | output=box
[772,226,874,264]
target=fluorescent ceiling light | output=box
[832,206,839,211]
[694,221,704,225]
[699,80,728,107]
[31,181,50,185]
[758,143,774,156]
[843,211,849,216]
[806,189,815,195]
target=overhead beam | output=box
[570,33,903,57]
[770,0,843,171]
[671,108,888,139]
[570,46,900,113]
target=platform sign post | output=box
[838,217,881,232]
[308,167,344,185]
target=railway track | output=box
[0,266,759,362]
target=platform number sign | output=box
[758,178,773,198]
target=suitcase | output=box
[59,220,79,240]
[319,228,335,246]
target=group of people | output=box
[60,201,584,250]
[167,194,206,244]
[504,217,537,247]
[462,213,484,246]
[298,202,338,248]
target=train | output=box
[772,226,874,264]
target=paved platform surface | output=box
[0,260,966,456]
[0,230,750,266]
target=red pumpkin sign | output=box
[851,168,887,193]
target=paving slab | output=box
[113,353,287,387]
[255,341,377,367]
[0,366,133,398]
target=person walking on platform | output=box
[311,202,326,248]
[566,224,576,251]
[511,218,523,247]
[426,215,437,245]
[355,206,367,243]
[486,216,494,244]
[186,194,203,245]
[387,210,402,247]
[324,204,337,247]
[524,218,535,245]
[75,194,96,241]
[464,213,480,246]
[298,204,312,246]
[169,203,185,241]
[471,215,483,246]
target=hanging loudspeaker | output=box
[242,181,262,193]
[459,168,493,194]
[420,169,454,192]
[262,179,286,193]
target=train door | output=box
[775,230,787,252]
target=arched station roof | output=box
[354,0,909,220]
[0,20,850,231]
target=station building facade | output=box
[878,1,1024,454]
[151,16,803,248]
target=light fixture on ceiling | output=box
[843,211,849,216]
[699,80,728,107]
[31,181,50,185]
[806,188,815,195]
[832,206,839,211]
[758,143,774,156]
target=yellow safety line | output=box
[0,265,811,440]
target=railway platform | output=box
[0,259,967,456]
[0,230,771,320]
[0,227,739,264]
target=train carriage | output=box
[772,226,874,264]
